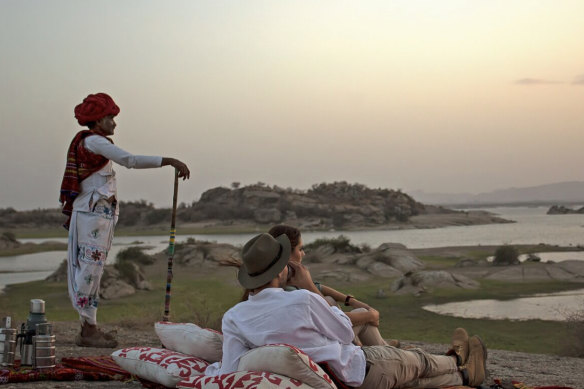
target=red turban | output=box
[74,93,120,126]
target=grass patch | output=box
[2,247,582,356]
[0,267,241,332]
[418,255,460,267]
[0,242,67,257]
[323,278,583,355]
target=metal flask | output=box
[19,299,49,366]
[0,317,17,367]
[33,323,55,370]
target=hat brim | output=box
[238,234,291,290]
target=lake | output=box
[2,206,584,319]
[423,288,584,322]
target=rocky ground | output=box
[2,321,583,388]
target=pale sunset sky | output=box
[1,1,583,210]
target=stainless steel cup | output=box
[0,328,17,367]
[33,334,56,370]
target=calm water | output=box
[2,206,584,299]
[423,289,584,322]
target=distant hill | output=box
[2,182,502,231]
[411,181,584,206]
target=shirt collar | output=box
[248,287,285,300]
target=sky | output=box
[1,0,583,210]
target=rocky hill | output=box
[177,181,430,228]
[1,182,510,231]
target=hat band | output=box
[248,245,283,277]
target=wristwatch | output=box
[344,295,353,306]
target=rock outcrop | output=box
[0,233,19,250]
[547,205,584,215]
[391,271,479,295]
[180,182,430,228]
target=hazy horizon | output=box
[2,1,583,210]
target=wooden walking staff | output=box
[162,169,180,322]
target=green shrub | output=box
[116,246,155,265]
[114,259,138,283]
[306,235,362,254]
[493,245,520,266]
[562,304,584,357]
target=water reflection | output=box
[423,289,584,321]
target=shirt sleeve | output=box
[218,312,252,374]
[307,292,355,344]
[84,135,162,169]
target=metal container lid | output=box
[30,299,45,314]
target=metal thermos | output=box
[33,323,55,370]
[19,299,50,367]
[0,317,17,367]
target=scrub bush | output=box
[493,245,520,266]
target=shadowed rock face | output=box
[0,233,19,250]
[547,205,584,215]
[391,271,479,295]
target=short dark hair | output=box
[268,224,301,249]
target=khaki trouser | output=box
[351,308,388,347]
[357,345,462,389]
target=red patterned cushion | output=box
[177,371,315,388]
[237,344,336,389]
[112,346,208,387]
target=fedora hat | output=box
[238,233,291,289]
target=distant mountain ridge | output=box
[411,181,584,206]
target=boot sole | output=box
[468,335,488,385]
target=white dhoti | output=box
[67,199,117,325]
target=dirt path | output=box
[2,321,582,388]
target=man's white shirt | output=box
[205,288,367,386]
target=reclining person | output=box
[268,224,395,347]
[206,233,487,388]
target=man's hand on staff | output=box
[162,157,191,180]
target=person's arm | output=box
[287,262,334,306]
[319,284,379,326]
[306,292,355,344]
[319,284,369,309]
[346,308,380,327]
[218,313,251,374]
[85,136,190,178]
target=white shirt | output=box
[72,135,162,213]
[205,288,367,386]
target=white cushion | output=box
[177,371,316,389]
[112,346,208,387]
[155,321,223,363]
[238,344,336,389]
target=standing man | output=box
[59,92,190,348]
[205,233,487,388]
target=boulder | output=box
[46,259,68,282]
[100,267,136,299]
[392,270,479,295]
[0,233,19,250]
[371,245,425,274]
[365,261,403,278]
[100,279,136,300]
